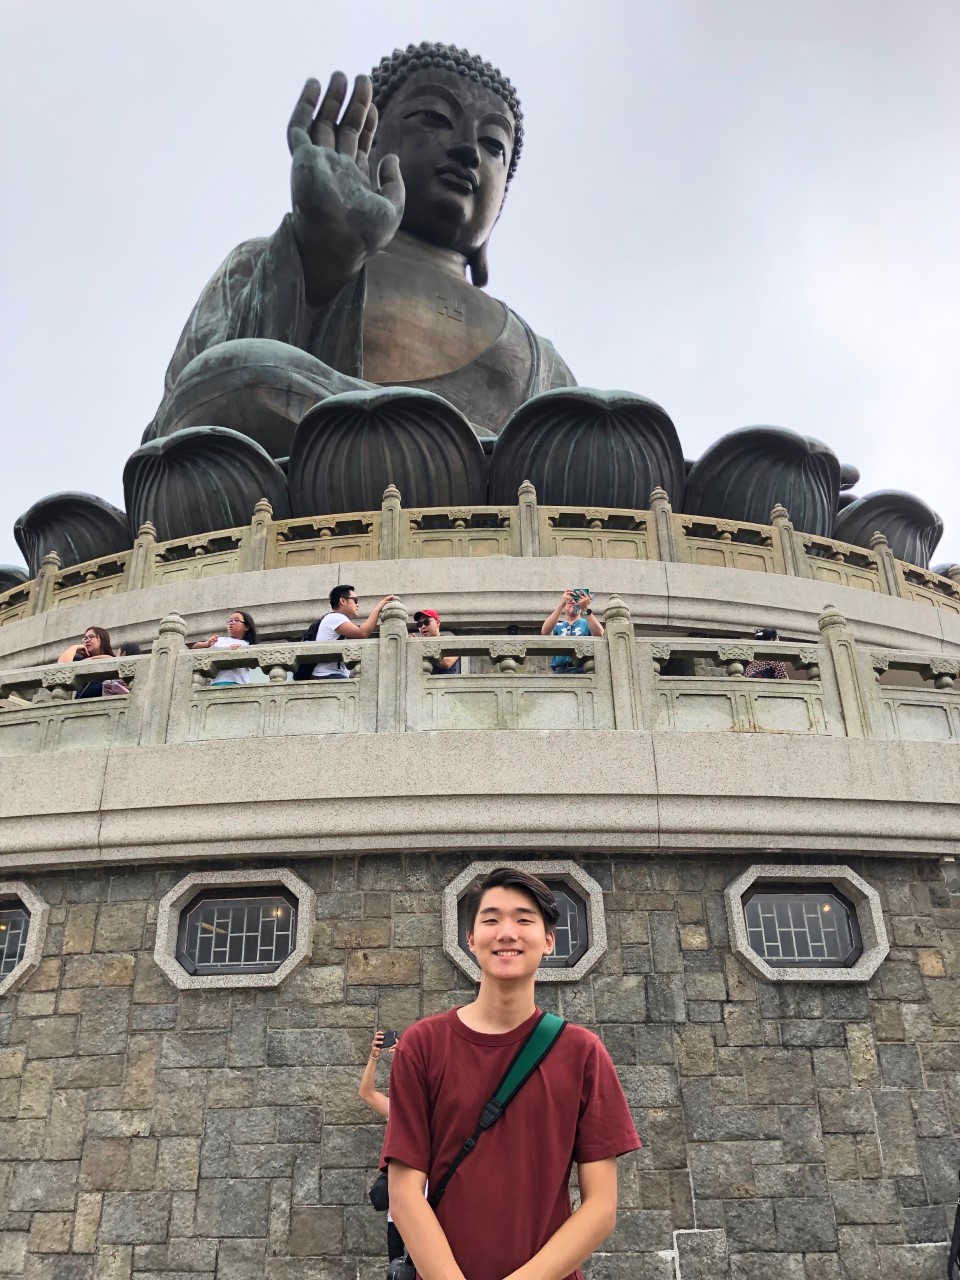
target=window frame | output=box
[175,885,300,977]
[740,882,863,969]
[154,868,315,991]
[725,864,889,984]
[0,881,49,998]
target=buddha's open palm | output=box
[287,74,405,298]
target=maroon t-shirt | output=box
[382,1007,641,1280]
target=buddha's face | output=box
[371,68,515,258]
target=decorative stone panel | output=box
[724,863,889,983]
[154,867,316,990]
[0,879,49,997]
[441,859,607,983]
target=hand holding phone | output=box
[380,1030,398,1051]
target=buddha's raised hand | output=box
[287,74,405,303]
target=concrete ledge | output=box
[0,732,957,871]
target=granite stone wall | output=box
[0,853,958,1280]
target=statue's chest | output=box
[361,258,506,383]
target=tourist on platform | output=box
[413,609,461,674]
[744,627,790,680]
[58,626,115,699]
[541,589,604,672]
[309,586,396,679]
[192,610,258,685]
[358,1031,407,1263]
[383,866,641,1280]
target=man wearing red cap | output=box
[413,609,461,674]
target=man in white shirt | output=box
[311,585,395,678]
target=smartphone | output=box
[380,1030,398,1050]
[571,588,590,603]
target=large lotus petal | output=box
[685,427,841,536]
[14,492,132,576]
[289,388,486,515]
[835,490,943,567]
[0,564,28,593]
[487,388,685,508]
[123,427,291,541]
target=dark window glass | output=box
[0,901,30,976]
[176,887,297,976]
[742,884,862,968]
[457,879,590,969]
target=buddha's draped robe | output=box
[145,216,575,455]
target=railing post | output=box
[518,480,540,557]
[127,522,157,591]
[380,485,402,560]
[376,598,408,732]
[869,531,905,598]
[34,552,61,614]
[769,504,809,577]
[648,488,680,563]
[603,597,642,730]
[139,613,188,745]
[817,605,879,738]
[240,499,274,573]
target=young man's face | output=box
[467,886,554,980]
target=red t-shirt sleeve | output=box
[573,1037,642,1163]
[382,1039,432,1175]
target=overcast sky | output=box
[2,0,958,570]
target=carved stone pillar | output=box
[376,598,408,732]
[817,605,878,738]
[769,504,809,577]
[140,613,188,745]
[127,522,158,592]
[380,485,402,560]
[603,597,642,730]
[240,499,274,573]
[869,531,905,598]
[647,487,679,563]
[518,480,540,557]
[34,552,61,614]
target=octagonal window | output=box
[742,883,862,969]
[176,887,298,976]
[0,899,30,977]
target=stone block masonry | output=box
[0,853,957,1279]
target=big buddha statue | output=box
[145,43,575,456]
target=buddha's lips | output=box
[435,164,478,193]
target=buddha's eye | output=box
[482,137,506,161]
[405,108,452,128]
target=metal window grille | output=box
[743,885,862,968]
[177,890,297,975]
[0,903,30,976]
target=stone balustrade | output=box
[2,487,958,625]
[2,600,959,756]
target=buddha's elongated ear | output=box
[468,241,489,288]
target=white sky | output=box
[2,0,958,569]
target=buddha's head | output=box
[370,43,523,286]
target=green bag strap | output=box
[426,1011,567,1210]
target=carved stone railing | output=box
[2,486,958,624]
[2,601,959,756]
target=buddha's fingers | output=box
[335,75,372,163]
[355,102,378,182]
[287,78,322,155]
[376,154,405,216]
[311,71,349,150]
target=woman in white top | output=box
[192,609,258,684]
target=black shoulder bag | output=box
[384,1011,567,1280]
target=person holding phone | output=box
[540,589,604,672]
[359,1030,406,1262]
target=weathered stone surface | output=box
[194,1179,270,1237]
[97,1192,171,1243]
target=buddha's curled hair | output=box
[370,42,523,185]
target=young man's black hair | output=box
[330,583,356,610]
[462,866,560,932]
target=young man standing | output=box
[384,867,640,1280]
[541,590,604,673]
[309,585,395,678]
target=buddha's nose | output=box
[447,138,481,169]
